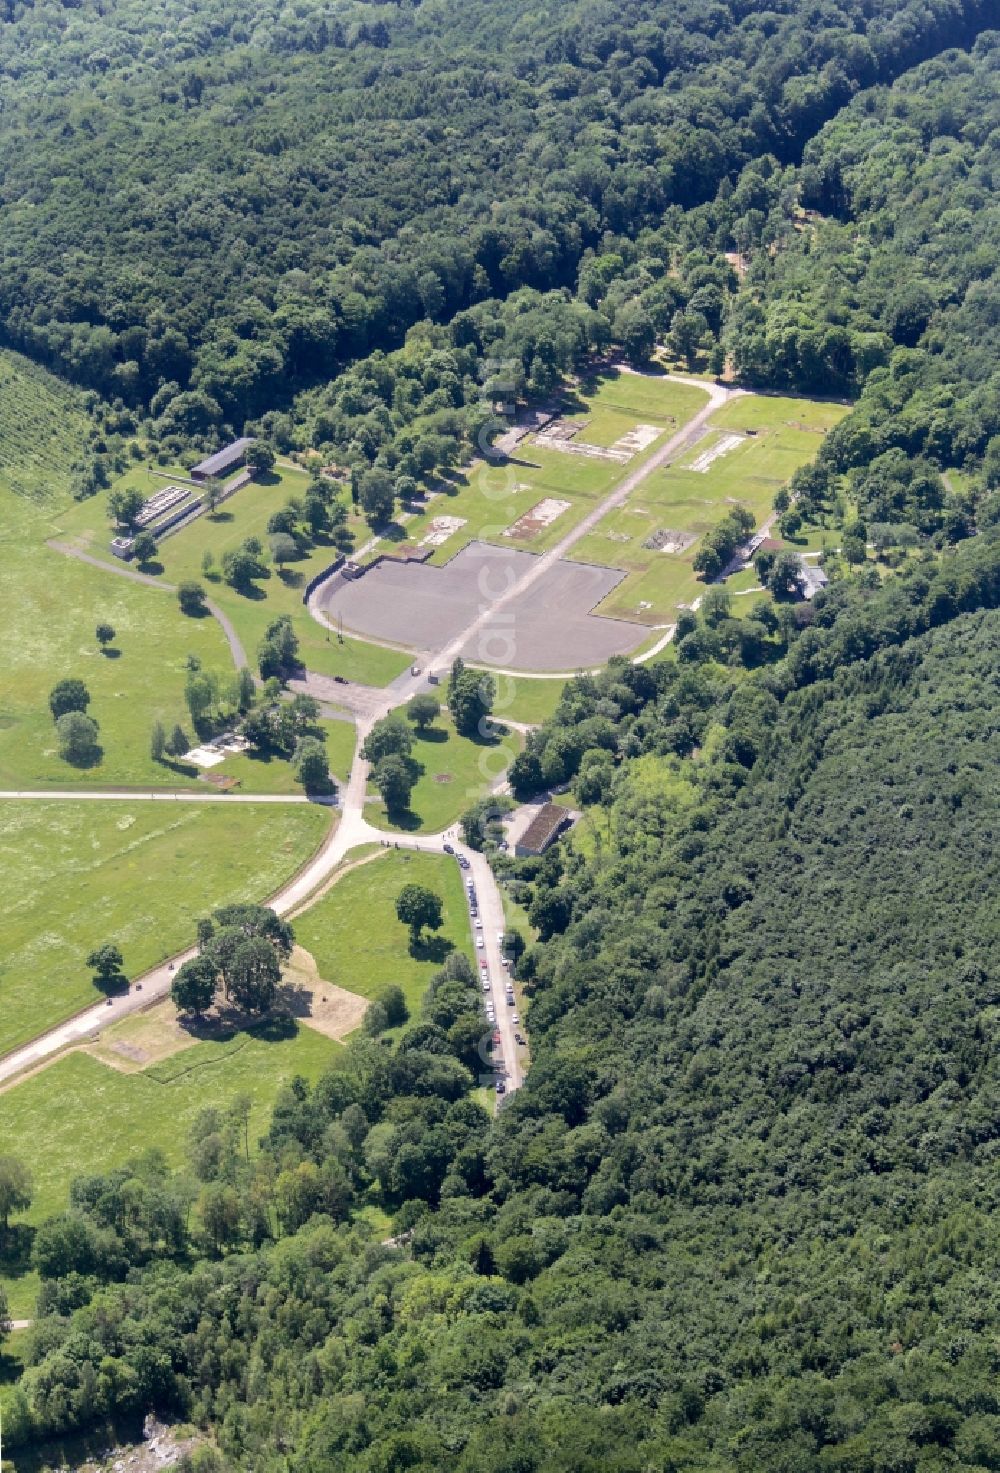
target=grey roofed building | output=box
[191,437,256,481]
[796,557,830,599]
[514,802,575,857]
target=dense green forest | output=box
[7,532,1000,1470]
[0,0,996,435]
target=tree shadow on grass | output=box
[415,726,448,745]
[136,559,164,577]
[62,744,104,771]
[99,646,122,659]
[278,567,305,589]
[383,806,423,832]
[380,520,408,543]
[207,509,235,523]
[234,581,267,601]
[409,933,454,964]
[177,1004,298,1044]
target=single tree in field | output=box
[95,622,116,650]
[178,580,208,616]
[269,531,297,570]
[49,678,90,721]
[449,668,495,737]
[406,693,440,731]
[295,736,332,793]
[131,530,158,566]
[108,486,144,531]
[86,942,125,990]
[171,955,218,1017]
[56,710,101,766]
[150,720,166,762]
[373,754,415,814]
[202,477,224,513]
[201,548,216,577]
[362,715,411,763]
[395,883,444,945]
[250,442,276,474]
[0,1155,33,1235]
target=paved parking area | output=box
[318,542,644,671]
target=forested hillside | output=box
[0,0,995,431]
[727,35,1000,537]
[8,532,1000,1471]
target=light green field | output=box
[294,849,474,1021]
[55,464,412,688]
[0,1024,339,1318]
[362,372,709,567]
[0,800,330,1056]
[489,672,567,727]
[573,393,850,623]
[366,715,520,833]
[0,361,240,789]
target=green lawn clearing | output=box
[55,461,412,688]
[294,849,473,1023]
[489,673,567,727]
[366,714,520,833]
[0,388,240,790]
[0,800,329,1056]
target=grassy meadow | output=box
[0,799,329,1055]
[294,849,474,1022]
[365,714,520,833]
[573,393,851,623]
[55,461,412,688]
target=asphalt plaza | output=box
[319,541,646,671]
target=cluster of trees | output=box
[691,503,755,580]
[10,529,1000,1468]
[362,713,419,815]
[170,904,293,1018]
[47,678,101,767]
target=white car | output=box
[512,1012,519,1024]
[476,934,484,949]
[497,931,504,946]
[482,979,490,992]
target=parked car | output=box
[443,842,454,854]
[512,1012,519,1024]
[482,979,490,992]
[496,1080,506,1095]
[514,1031,525,1045]
[458,855,470,869]
[497,931,505,946]
[333,675,348,684]
[506,992,514,1006]
[476,934,484,949]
